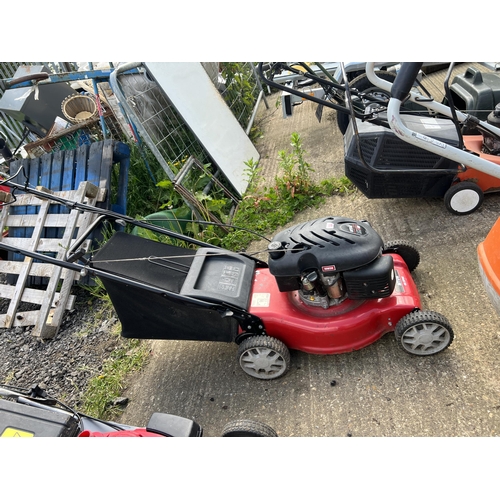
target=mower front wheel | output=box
[238,335,290,380]
[383,240,420,272]
[444,181,484,215]
[221,419,278,437]
[395,310,454,356]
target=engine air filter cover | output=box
[268,217,384,291]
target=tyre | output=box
[221,419,278,437]
[395,310,454,356]
[336,71,397,135]
[383,240,420,272]
[444,181,484,215]
[237,336,290,380]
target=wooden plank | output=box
[0,310,52,329]
[4,213,85,228]
[0,260,75,279]
[2,197,52,328]
[1,237,85,253]
[61,148,76,191]
[34,181,97,338]
[0,192,13,235]
[39,152,54,190]
[74,144,89,187]
[8,158,36,270]
[87,142,104,190]
[45,149,66,243]
[97,140,114,207]
[37,184,86,286]
[0,283,75,309]
[0,301,75,329]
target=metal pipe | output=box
[245,89,264,135]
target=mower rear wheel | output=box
[395,310,454,356]
[383,240,420,272]
[444,181,484,215]
[221,419,278,437]
[238,336,290,380]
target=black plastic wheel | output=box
[383,240,420,272]
[444,181,484,215]
[337,71,397,135]
[237,336,290,380]
[221,419,278,437]
[395,310,454,356]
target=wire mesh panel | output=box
[113,68,209,180]
[109,62,263,223]
[111,63,260,190]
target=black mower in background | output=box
[258,62,500,215]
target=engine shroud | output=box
[268,216,392,299]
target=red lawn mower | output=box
[0,179,455,380]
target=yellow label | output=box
[1,427,35,437]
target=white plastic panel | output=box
[144,62,260,195]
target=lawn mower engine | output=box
[267,216,394,309]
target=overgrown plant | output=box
[276,131,315,197]
[220,63,259,127]
[221,132,355,251]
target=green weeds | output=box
[221,132,355,251]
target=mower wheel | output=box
[221,419,278,437]
[395,310,454,356]
[383,240,420,272]
[444,181,484,215]
[337,71,397,135]
[238,336,290,380]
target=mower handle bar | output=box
[382,62,500,180]
[365,62,500,135]
[390,63,423,101]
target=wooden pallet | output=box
[0,181,99,339]
[7,140,130,286]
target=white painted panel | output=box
[144,62,260,195]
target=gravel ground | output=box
[0,283,121,409]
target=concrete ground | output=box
[117,64,500,438]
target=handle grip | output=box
[391,63,422,101]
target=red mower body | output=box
[247,254,421,354]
